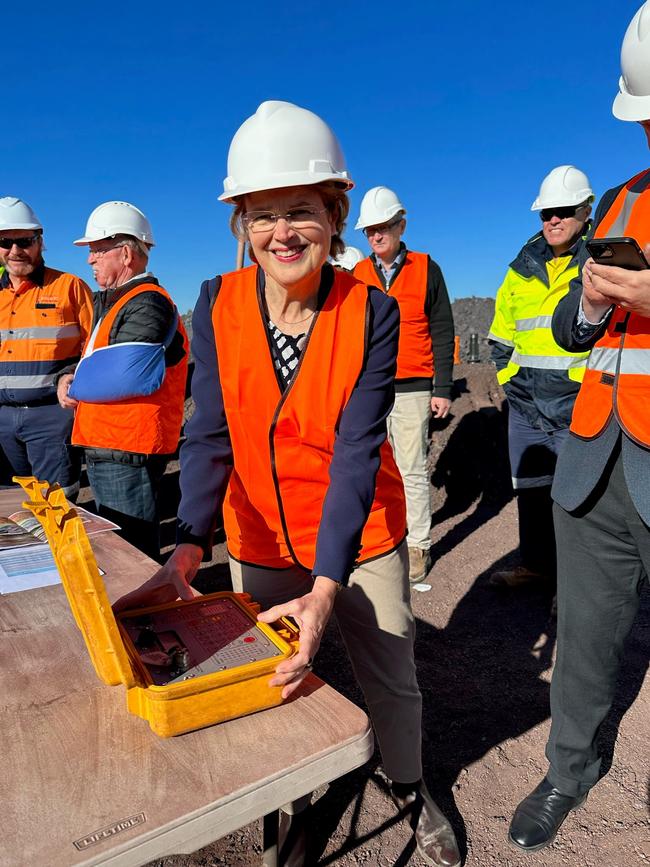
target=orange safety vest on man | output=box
[570,168,650,445]
[354,251,433,379]
[212,265,407,571]
[0,266,93,404]
[72,284,188,454]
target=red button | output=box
[244,636,256,643]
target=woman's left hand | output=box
[257,575,340,699]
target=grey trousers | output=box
[229,541,423,784]
[547,449,649,796]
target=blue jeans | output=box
[0,402,80,496]
[85,454,168,561]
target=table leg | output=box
[262,809,279,867]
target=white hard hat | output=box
[0,197,42,231]
[331,245,365,271]
[530,166,594,211]
[219,100,353,203]
[355,187,406,230]
[613,1,650,121]
[74,201,155,246]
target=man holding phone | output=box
[508,0,650,853]
[487,166,593,591]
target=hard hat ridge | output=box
[355,187,406,230]
[0,197,42,231]
[613,1,650,121]
[219,100,353,202]
[74,201,155,247]
[530,166,594,211]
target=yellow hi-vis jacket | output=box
[487,231,590,429]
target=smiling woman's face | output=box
[243,186,335,292]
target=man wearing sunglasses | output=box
[487,167,593,593]
[0,197,93,497]
[354,186,455,584]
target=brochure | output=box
[0,506,119,550]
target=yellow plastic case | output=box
[15,477,300,737]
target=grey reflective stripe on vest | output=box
[607,188,643,237]
[509,351,587,369]
[0,324,81,341]
[514,315,554,332]
[487,331,514,347]
[0,374,57,389]
[587,345,650,376]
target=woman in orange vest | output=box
[115,101,460,867]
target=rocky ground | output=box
[143,342,649,866]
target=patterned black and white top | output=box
[267,319,310,389]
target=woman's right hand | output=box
[112,543,203,614]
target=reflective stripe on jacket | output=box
[354,251,433,379]
[0,266,93,404]
[213,265,406,571]
[72,283,188,454]
[488,256,589,387]
[570,168,650,444]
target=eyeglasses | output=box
[242,207,328,233]
[539,205,585,222]
[87,243,126,259]
[0,234,41,250]
[363,218,403,238]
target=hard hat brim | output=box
[219,172,354,204]
[613,90,650,122]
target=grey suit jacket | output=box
[550,188,650,524]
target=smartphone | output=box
[586,236,649,270]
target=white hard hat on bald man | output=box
[74,201,155,248]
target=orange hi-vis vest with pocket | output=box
[354,251,433,379]
[72,284,188,455]
[212,265,407,571]
[570,168,650,445]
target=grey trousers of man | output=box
[229,541,423,785]
[547,450,649,796]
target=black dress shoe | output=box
[509,777,588,852]
[390,783,461,867]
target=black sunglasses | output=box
[539,205,583,222]
[0,234,41,250]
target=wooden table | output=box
[0,487,373,867]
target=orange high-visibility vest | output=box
[354,251,433,379]
[570,168,650,445]
[213,265,406,571]
[72,284,188,454]
[0,267,93,401]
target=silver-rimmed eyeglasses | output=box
[242,207,328,233]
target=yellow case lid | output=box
[14,477,137,688]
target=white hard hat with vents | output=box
[332,245,365,271]
[355,187,406,230]
[530,166,594,211]
[219,100,353,203]
[74,201,155,246]
[613,1,650,122]
[0,197,42,231]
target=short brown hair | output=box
[229,182,350,260]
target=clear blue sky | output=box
[4,0,647,313]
